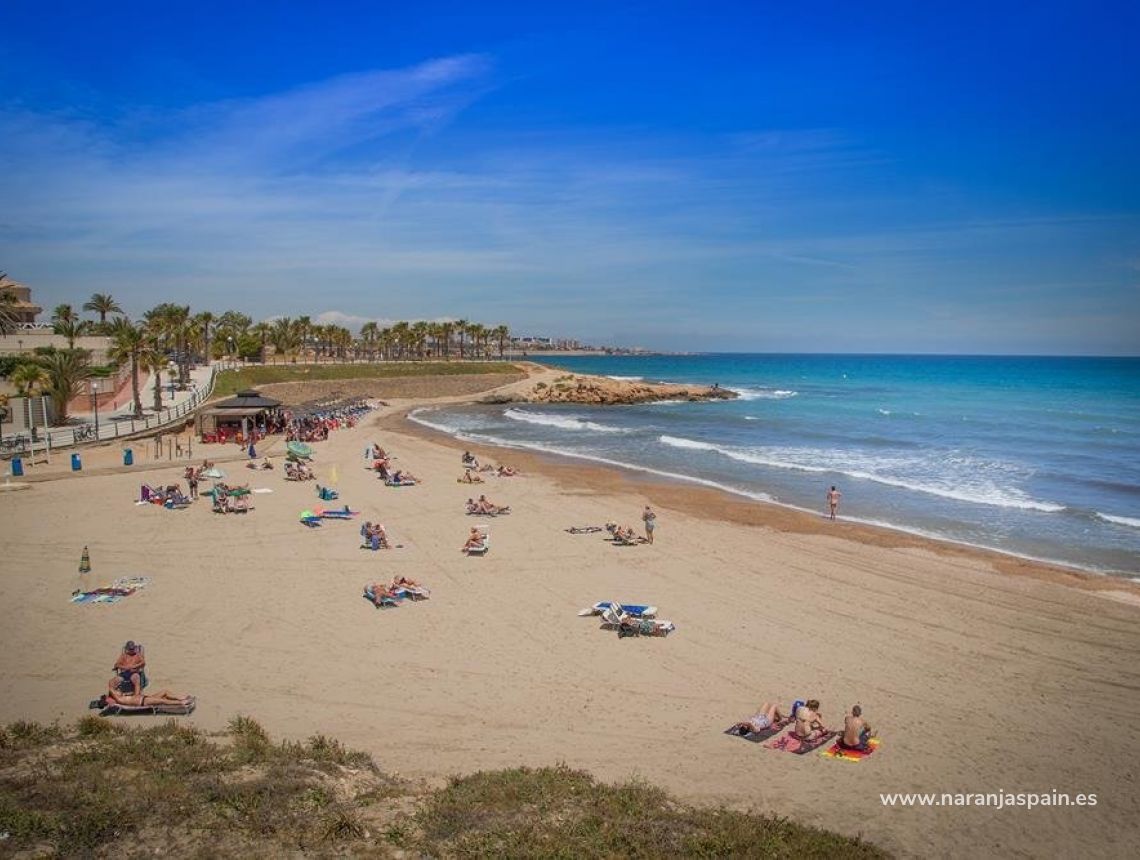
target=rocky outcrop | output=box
[485,373,736,405]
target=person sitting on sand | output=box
[390,470,418,484]
[462,451,478,468]
[370,523,389,548]
[113,641,147,695]
[105,678,192,708]
[794,699,829,741]
[840,704,875,750]
[496,465,519,477]
[732,702,787,735]
[461,528,487,552]
[458,469,484,484]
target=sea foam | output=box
[503,408,630,434]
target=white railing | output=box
[1,362,232,457]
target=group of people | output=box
[286,400,373,443]
[732,698,875,751]
[460,451,520,480]
[210,481,251,513]
[364,576,429,607]
[360,521,390,549]
[604,506,657,545]
[465,495,510,515]
[139,482,191,507]
[285,460,315,481]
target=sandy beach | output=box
[2,383,1138,858]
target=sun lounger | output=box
[600,605,675,636]
[578,602,657,618]
[565,526,603,533]
[392,584,430,600]
[317,505,358,519]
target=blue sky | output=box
[1,0,1137,353]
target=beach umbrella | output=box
[202,466,225,479]
[79,546,91,573]
[230,487,251,497]
[300,509,317,520]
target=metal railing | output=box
[2,363,230,457]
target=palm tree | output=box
[494,324,510,360]
[270,317,301,362]
[83,293,123,325]
[454,319,469,359]
[38,349,92,424]
[250,321,271,363]
[144,303,191,384]
[9,362,48,397]
[359,321,379,361]
[193,311,216,365]
[107,318,147,419]
[141,342,167,414]
[296,315,313,361]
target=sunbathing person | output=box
[840,704,875,750]
[461,528,487,552]
[105,678,191,707]
[457,469,484,484]
[365,582,400,607]
[794,699,829,741]
[477,494,510,514]
[732,702,787,735]
[496,465,519,476]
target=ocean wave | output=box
[503,408,630,434]
[657,435,1064,513]
[727,387,798,401]
[409,414,774,503]
[606,375,644,381]
[1096,512,1140,529]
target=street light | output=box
[227,336,235,367]
[91,380,99,438]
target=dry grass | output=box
[0,718,887,858]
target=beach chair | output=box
[600,605,675,636]
[465,525,490,555]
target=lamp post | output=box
[227,336,235,368]
[91,380,99,438]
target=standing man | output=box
[642,505,657,544]
[827,485,842,520]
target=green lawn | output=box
[211,362,520,399]
[0,717,887,858]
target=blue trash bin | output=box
[123,448,134,466]
[11,457,23,477]
[71,453,82,471]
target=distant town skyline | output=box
[1,1,1137,355]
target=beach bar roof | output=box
[211,389,281,410]
[197,389,281,435]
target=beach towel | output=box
[763,732,837,755]
[202,466,225,479]
[362,587,400,608]
[724,717,792,743]
[820,737,881,762]
[385,479,416,487]
[71,576,150,605]
[565,526,603,534]
[252,488,273,494]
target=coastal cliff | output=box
[483,371,736,405]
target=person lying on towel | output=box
[105,677,192,709]
[365,582,400,607]
[839,704,875,751]
[731,702,788,735]
[794,699,830,741]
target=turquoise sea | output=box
[411,355,1140,576]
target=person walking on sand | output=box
[642,505,657,544]
[827,485,842,520]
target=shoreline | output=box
[3,381,1139,857]
[392,404,1140,603]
